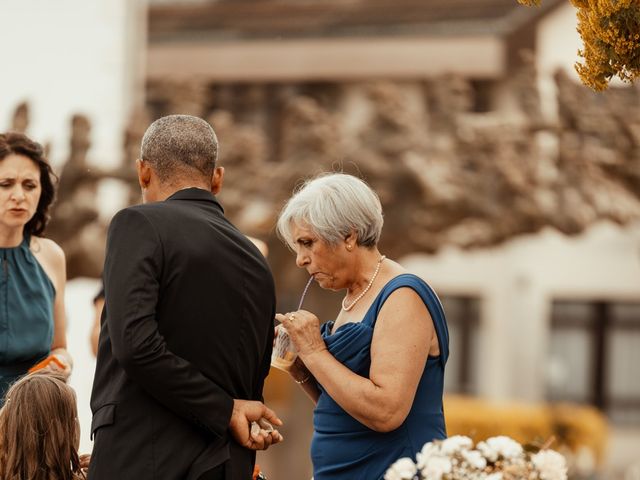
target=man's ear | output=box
[211,166,225,195]
[136,159,152,190]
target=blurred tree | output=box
[517,0,640,91]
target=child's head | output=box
[0,373,83,480]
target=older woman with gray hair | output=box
[275,173,449,480]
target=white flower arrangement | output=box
[385,435,568,480]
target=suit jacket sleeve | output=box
[258,308,275,402]
[103,208,234,438]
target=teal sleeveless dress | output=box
[0,234,55,404]
[311,274,449,480]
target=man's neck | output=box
[153,182,211,202]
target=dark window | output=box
[469,80,496,113]
[548,300,640,424]
[441,295,481,395]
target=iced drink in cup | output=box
[271,325,297,371]
[271,276,314,371]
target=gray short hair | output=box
[277,173,384,249]
[140,114,218,182]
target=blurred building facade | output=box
[3,0,640,478]
[143,1,640,477]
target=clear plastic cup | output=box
[271,276,313,371]
[271,325,297,371]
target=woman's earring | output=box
[346,244,352,251]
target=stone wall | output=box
[22,66,640,287]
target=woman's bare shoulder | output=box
[30,236,66,271]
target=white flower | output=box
[485,473,503,480]
[421,456,453,480]
[532,450,568,480]
[478,436,524,461]
[384,457,418,480]
[476,441,498,462]
[440,435,473,455]
[416,442,441,469]
[461,449,487,470]
[385,437,568,480]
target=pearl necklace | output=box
[342,255,386,311]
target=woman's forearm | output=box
[298,376,320,405]
[301,349,407,432]
[290,365,320,404]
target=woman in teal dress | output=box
[275,173,448,480]
[0,132,72,404]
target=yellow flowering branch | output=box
[517,0,640,91]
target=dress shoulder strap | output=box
[365,273,449,366]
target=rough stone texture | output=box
[144,70,640,260]
[138,70,640,311]
[10,102,29,134]
[18,65,640,279]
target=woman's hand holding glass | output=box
[275,310,327,360]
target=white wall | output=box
[65,278,101,454]
[535,2,582,121]
[0,0,147,168]
[401,221,640,402]
[536,2,582,80]
[148,35,506,82]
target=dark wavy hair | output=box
[0,132,57,236]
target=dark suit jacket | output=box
[89,188,275,480]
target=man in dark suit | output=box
[89,115,281,480]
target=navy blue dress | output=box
[0,234,55,403]
[311,274,449,480]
